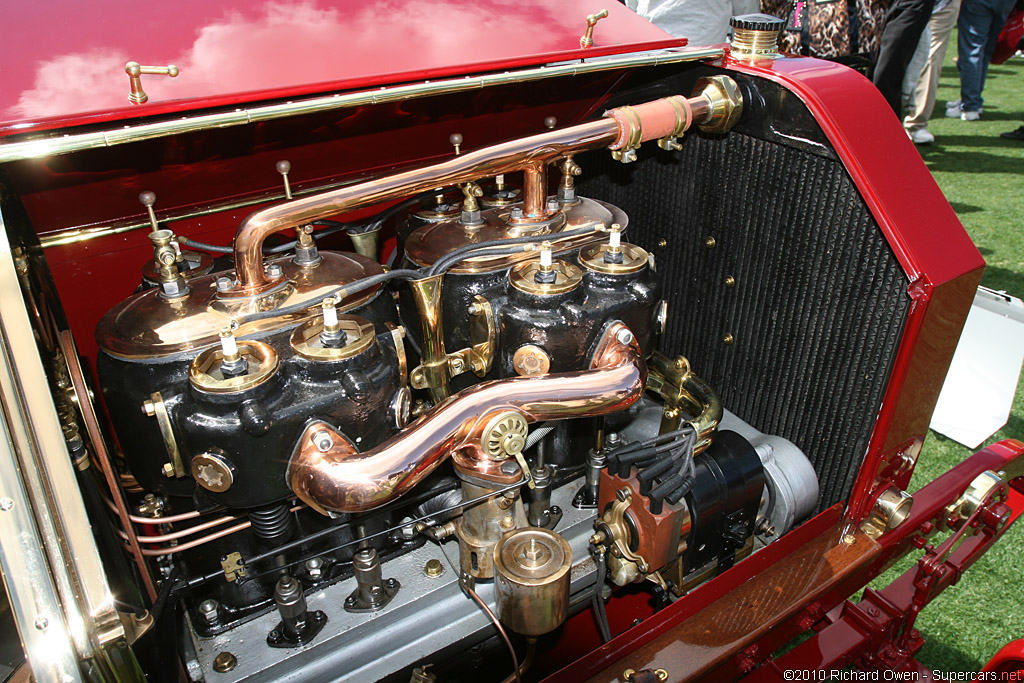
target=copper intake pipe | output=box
[227,81,742,295]
[288,322,646,514]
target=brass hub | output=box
[290,314,375,361]
[509,260,583,295]
[482,411,529,460]
[189,341,279,394]
[578,242,648,275]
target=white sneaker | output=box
[946,100,983,118]
[961,110,981,121]
[907,127,935,144]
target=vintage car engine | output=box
[81,73,822,681]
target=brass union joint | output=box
[693,76,743,134]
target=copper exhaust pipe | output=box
[228,85,736,295]
[288,322,646,514]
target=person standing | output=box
[871,0,935,116]
[625,0,760,46]
[947,0,1017,119]
[904,0,964,143]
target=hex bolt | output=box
[500,461,520,476]
[510,207,524,220]
[266,263,284,279]
[198,599,220,626]
[615,328,634,345]
[215,276,233,292]
[547,198,560,212]
[213,652,237,673]
[312,430,333,452]
[305,557,324,580]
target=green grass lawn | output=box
[868,42,1024,672]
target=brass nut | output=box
[213,651,237,673]
[424,559,444,578]
[162,463,175,478]
[694,75,743,134]
[142,400,156,416]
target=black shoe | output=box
[1000,125,1024,141]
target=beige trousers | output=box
[904,0,964,129]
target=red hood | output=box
[0,0,681,136]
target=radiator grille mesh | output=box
[578,133,909,510]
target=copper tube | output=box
[119,513,245,544]
[229,89,730,294]
[288,322,646,514]
[127,504,303,556]
[230,119,617,294]
[103,495,213,525]
[467,584,522,683]
[522,163,546,218]
[59,331,159,602]
[137,521,252,557]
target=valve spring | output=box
[249,503,295,546]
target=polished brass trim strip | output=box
[3,47,723,166]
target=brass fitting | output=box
[579,9,609,48]
[693,76,744,134]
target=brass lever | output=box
[125,61,179,105]
[580,9,609,49]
